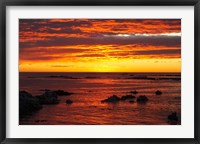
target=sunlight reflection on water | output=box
[19,72,181,125]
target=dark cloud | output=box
[76,54,105,57]
[108,49,180,58]
[19,19,181,44]
[134,49,181,55]
[48,48,89,53]
[19,35,181,49]
[19,19,92,34]
[20,55,64,61]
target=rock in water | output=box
[36,91,59,105]
[101,95,121,103]
[121,95,136,101]
[136,95,149,103]
[168,112,178,122]
[66,99,73,104]
[54,90,74,96]
[129,100,135,103]
[19,91,42,117]
[155,90,162,95]
[43,91,58,97]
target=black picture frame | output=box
[0,0,200,143]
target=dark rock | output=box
[54,90,74,96]
[130,90,138,94]
[121,95,136,101]
[129,100,135,103]
[168,112,178,122]
[155,90,162,95]
[36,91,59,105]
[66,99,73,104]
[101,95,121,103]
[19,91,42,117]
[137,95,149,103]
[35,120,40,123]
[43,91,58,97]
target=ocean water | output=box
[19,72,181,125]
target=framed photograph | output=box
[0,0,200,143]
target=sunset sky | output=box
[19,19,181,72]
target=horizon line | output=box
[19,71,181,73]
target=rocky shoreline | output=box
[19,90,74,117]
[19,89,179,124]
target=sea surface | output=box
[19,72,181,125]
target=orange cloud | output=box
[73,19,180,35]
[19,19,181,72]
